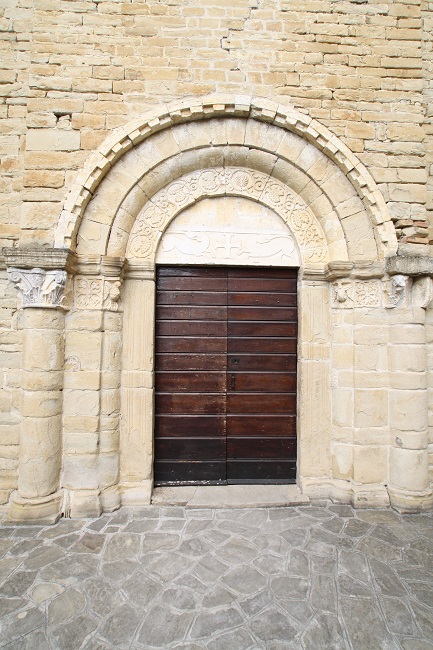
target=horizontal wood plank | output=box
[157,291,227,306]
[227,393,296,414]
[227,354,297,371]
[157,393,226,414]
[156,415,226,437]
[156,306,227,320]
[228,321,297,337]
[156,372,226,392]
[228,306,297,321]
[156,354,227,371]
[228,337,296,354]
[227,415,296,436]
[228,292,297,306]
[155,438,226,460]
[227,437,296,459]
[156,337,227,353]
[157,321,228,336]
[226,373,296,392]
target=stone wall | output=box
[0,0,432,513]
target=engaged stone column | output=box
[4,250,73,524]
[386,272,433,512]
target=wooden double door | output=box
[154,266,298,485]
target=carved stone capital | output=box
[7,267,68,309]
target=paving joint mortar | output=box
[0,503,432,649]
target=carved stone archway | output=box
[6,96,433,522]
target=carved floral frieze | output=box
[332,275,433,310]
[74,276,122,311]
[332,280,381,309]
[127,167,329,264]
[7,267,68,309]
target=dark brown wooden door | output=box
[154,266,297,485]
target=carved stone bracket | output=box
[7,267,68,309]
[383,274,410,309]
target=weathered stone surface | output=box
[0,504,432,648]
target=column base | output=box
[388,485,433,513]
[121,480,153,506]
[301,478,391,508]
[8,490,63,525]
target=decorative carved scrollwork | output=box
[128,167,328,264]
[7,267,67,309]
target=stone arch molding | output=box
[126,167,327,266]
[55,94,397,262]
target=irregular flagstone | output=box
[369,558,406,596]
[120,572,162,607]
[69,532,106,554]
[159,585,199,611]
[101,559,137,583]
[141,532,180,551]
[30,582,64,604]
[85,577,125,617]
[0,570,37,597]
[49,613,99,650]
[0,606,45,644]
[103,533,141,561]
[340,596,396,649]
[239,589,276,618]
[271,575,309,601]
[98,603,142,647]
[214,538,258,564]
[136,604,193,647]
[309,574,337,613]
[206,628,256,650]
[47,587,86,626]
[40,553,99,583]
[3,628,51,650]
[0,504,432,648]
[189,605,244,639]
[338,548,371,584]
[380,596,416,635]
[8,539,40,556]
[301,613,346,650]
[192,554,230,583]
[286,549,310,577]
[355,536,402,562]
[249,606,299,643]
[202,585,237,609]
[0,557,23,582]
[221,564,268,595]
[24,545,65,571]
[337,573,374,597]
[0,596,27,616]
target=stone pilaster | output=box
[63,255,123,518]
[120,264,155,506]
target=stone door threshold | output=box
[151,484,309,508]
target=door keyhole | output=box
[231,374,236,390]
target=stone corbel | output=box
[7,267,68,309]
[383,274,410,309]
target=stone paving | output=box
[0,504,432,649]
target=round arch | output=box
[56,94,397,261]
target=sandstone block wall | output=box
[0,0,432,506]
